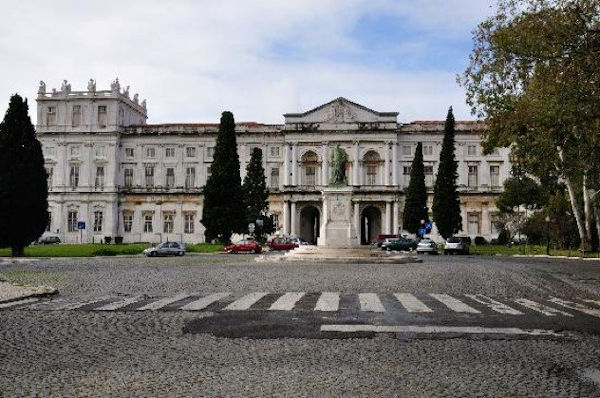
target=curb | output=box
[0,282,59,305]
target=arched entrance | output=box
[300,206,320,244]
[361,206,382,245]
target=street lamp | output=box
[545,215,550,256]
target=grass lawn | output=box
[470,244,600,258]
[0,243,224,257]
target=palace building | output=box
[36,79,509,244]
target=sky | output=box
[0,0,496,125]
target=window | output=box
[72,105,81,127]
[207,146,215,158]
[423,145,433,156]
[165,147,175,158]
[402,146,412,156]
[47,106,56,125]
[93,211,103,232]
[95,146,105,158]
[143,213,153,233]
[271,214,279,230]
[424,165,434,187]
[98,105,107,127]
[403,166,411,186]
[270,146,280,157]
[468,213,480,235]
[270,167,279,188]
[185,167,195,188]
[206,165,212,181]
[468,165,478,187]
[366,165,377,185]
[95,166,104,189]
[67,211,78,232]
[145,147,155,158]
[489,148,500,156]
[123,213,133,233]
[467,145,477,156]
[124,168,134,188]
[186,147,196,157]
[70,146,80,157]
[125,148,134,158]
[69,165,79,187]
[490,165,500,187]
[166,167,175,188]
[163,213,174,233]
[145,166,154,187]
[305,166,316,186]
[184,213,195,234]
[490,213,499,235]
[46,211,52,232]
[46,167,53,188]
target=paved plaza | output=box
[1,254,600,397]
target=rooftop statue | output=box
[330,145,347,186]
[87,78,96,92]
[38,81,46,95]
[110,78,120,94]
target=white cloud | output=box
[0,0,494,124]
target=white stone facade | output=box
[37,80,510,244]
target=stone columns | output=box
[385,201,392,234]
[482,207,490,235]
[384,142,390,186]
[283,145,290,186]
[283,201,289,235]
[353,202,360,238]
[290,201,297,236]
[393,200,399,234]
[392,143,398,186]
[353,141,360,186]
[321,144,328,186]
[291,145,298,186]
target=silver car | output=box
[143,242,186,257]
[444,237,470,255]
[416,238,438,254]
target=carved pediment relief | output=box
[284,97,398,125]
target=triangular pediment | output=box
[284,97,398,124]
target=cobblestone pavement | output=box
[1,254,600,397]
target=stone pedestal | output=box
[318,187,359,248]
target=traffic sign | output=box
[77,221,86,230]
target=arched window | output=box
[362,150,382,186]
[301,151,319,186]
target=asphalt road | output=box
[1,253,599,397]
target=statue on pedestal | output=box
[330,145,347,186]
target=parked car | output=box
[225,239,262,254]
[143,241,186,257]
[416,238,438,254]
[37,235,61,245]
[288,236,310,246]
[375,234,400,247]
[267,236,298,251]
[383,237,418,252]
[444,237,470,255]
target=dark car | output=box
[143,242,186,257]
[267,236,298,251]
[375,234,400,247]
[383,237,418,252]
[38,235,61,244]
[225,239,262,254]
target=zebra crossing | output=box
[2,292,600,319]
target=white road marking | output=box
[0,297,39,308]
[514,299,573,317]
[136,293,190,311]
[25,298,68,310]
[359,293,385,312]
[314,292,340,312]
[52,296,112,310]
[430,294,481,314]
[180,293,231,311]
[94,296,145,311]
[269,292,305,311]
[394,293,433,313]
[549,297,600,318]
[583,299,600,307]
[320,324,562,336]
[223,292,269,311]
[465,294,523,315]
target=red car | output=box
[224,239,262,254]
[267,236,299,251]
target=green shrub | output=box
[114,236,123,244]
[104,236,112,244]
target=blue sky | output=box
[0,0,495,124]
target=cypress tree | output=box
[0,94,48,256]
[402,142,429,235]
[201,111,245,244]
[432,107,462,239]
[242,147,274,242]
